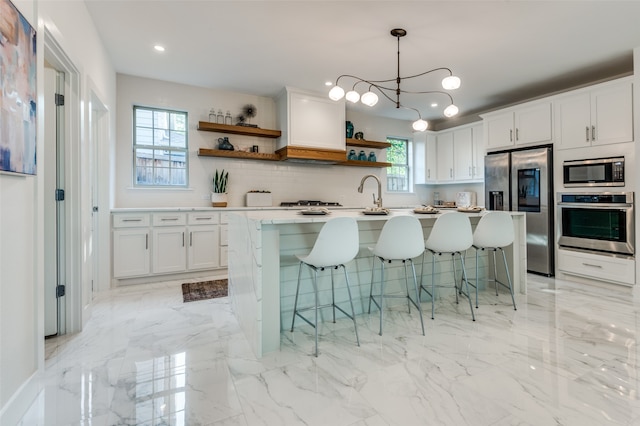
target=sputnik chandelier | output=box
[328,28,461,131]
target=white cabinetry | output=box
[152,213,187,274]
[554,79,633,150]
[436,132,454,182]
[558,249,635,286]
[277,87,346,151]
[187,212,219,270]
[219,212,229,267]
[413,132,437,184]
[483,101,552,150]
[472,124,485,180]
[453,127,473,181]
[113,214,150,278]
[112,210,224,281]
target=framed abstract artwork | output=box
[0,0,37,175]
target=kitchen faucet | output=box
[357,174,382,208]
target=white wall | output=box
[115,75,429,209]
[0,0,116,422]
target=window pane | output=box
[135,109,153,128]
[134,106,188,187]
[154,111,169,130]
[170,130,186,148]
[386,138,410,192]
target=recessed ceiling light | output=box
[154,45,165,52]
[325,81,333,86]
[431,103,438,108]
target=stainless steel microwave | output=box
[563,157,624,187]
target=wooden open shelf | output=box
[197,121,281,138]
[341,160,392,168]
[346,138,391,149]
[198,148,281,161]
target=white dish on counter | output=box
[362,207,390,215]
[299,208,330,215]
[457,207,484,213]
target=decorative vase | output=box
[346,121,354,138]
[211,192,228,207]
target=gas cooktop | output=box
[280,200,342,207]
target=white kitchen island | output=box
[227,209,526,357]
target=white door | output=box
[44,67,68,336]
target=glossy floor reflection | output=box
[19,274,640,425]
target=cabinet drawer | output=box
[188,212,218,225]
[558,249,635,285]
[152,212,186,226]
[220,225,228,246]
[113,213,150,228]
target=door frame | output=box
[44,29,84,334]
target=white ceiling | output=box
[84,0,640,129]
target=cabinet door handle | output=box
[591,125,595,141]
[427,169,430,179]
[182,232,185,247]
[123,218,142,222]
[509,129,513,142]
[195,217,212,221]
[582,262,602,269]
[515,128,519,141]
[473,166,476,176]
[586,126,590,142]
[190,232,193,246]
[450,168,453,178]
[469,166,472,176]
[145,234,148,250]
[161,217,179,221]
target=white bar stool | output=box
[420,212,475,321]
[368,215,425,336]
[290,217,360,357]
[467,211,517,310]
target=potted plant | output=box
[211,169,229,207]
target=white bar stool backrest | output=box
[425,212,473,253]
[473,211,514,249]
[372,215,425,260]
[298,217,359,267]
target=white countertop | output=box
[229,208,524,225]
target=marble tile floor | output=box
[17,274,640,426]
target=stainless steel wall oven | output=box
[557,192,634,256]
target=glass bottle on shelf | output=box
[217,109,224,124]
[225,111,232,125]
[209,108,216,122]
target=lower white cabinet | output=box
[558,249,635,286]
[152,226,187,274]
[113,229,150,278]
[188,225,219,270]
[112,210,224,280]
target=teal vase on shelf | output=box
[346,121,354,138]
[368,152,377,162]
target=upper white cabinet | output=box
[483,100,552,150]
[554,79,633,150]
[436,131,455,182]
[276,87,346,151]
[415,123,484,185]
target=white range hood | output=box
[276,87,346,164]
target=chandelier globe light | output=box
[328,28,461,131]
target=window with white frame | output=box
[386,137,411,192]
[133,106,188,187]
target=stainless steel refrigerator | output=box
[485,146,554,276]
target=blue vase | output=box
[346,121,354,138]
[368,152,377,162]
[348,149,357,160]
[358,150,367,161]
